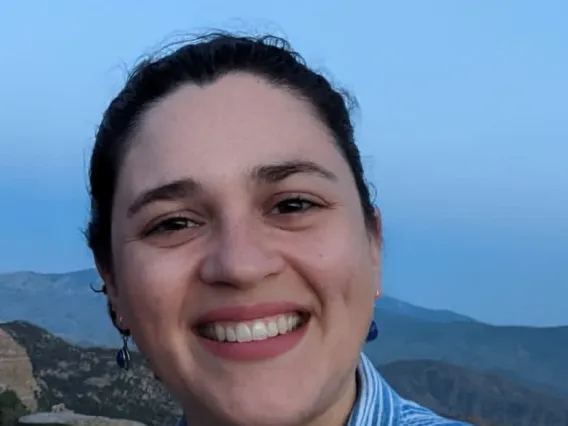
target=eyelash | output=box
[270,196,320,215]
[143,215,200,237]
[143,196,321,237]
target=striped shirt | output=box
[178,352,472,425]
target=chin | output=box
[204,383,322,426]
[182,345,332,426]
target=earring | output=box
[366,320,378,342]
[115,316,131,370]
[116,334,131,370]
[366,290,380,342]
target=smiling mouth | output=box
[196,311,311,343]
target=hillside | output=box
[0,269,113,346]
[381,360,568,426]
[365,310,568,397]
[0,321,181,426]
[376,295,474,324]
[1,321,567,426]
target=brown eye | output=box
[271,197,318,215]
[145,217,200,236]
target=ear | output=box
[369,208,382,295]
[96,259,131,331]
[95,259,119,314]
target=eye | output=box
[271,197,319,215]
[144,216,200,236]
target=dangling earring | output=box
[366,320,378,342]
[115,316,131,370]
[116,334,131,370]
[366,289,380,342]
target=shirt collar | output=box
[347,352,400,426]
[349,354,470,425]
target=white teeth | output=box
[251,321,268,340]
[288,315,299,330]
[214,323,226,341]
[277,316,288,334]
[236,323,252,342]
[267,321,279,337]
[226,326,237,342]
[200,313,305,343]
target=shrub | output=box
[0,389,30,426]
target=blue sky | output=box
[0,1,566,326]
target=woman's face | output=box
[103,73,381,426]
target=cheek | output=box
[291,223,375,306]
[290,225,375,352]
[113,243,195,334]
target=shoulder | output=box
[356,353,472,425]
[397,398,473,425]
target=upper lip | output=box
[195,302,309,325]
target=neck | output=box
[304,367,358,426]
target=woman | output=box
[86,32,471,426]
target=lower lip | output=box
[197,321,309,362]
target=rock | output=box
[51,403,73,413]
[0,321,181,425]
[18,412,147,426]
[0,329,40,410]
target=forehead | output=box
[119,73,350,193]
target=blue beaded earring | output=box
[116,334,131,370]
[115,316,131,370]
[365,289,380,342]
[366,320,378,342]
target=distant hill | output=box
[1,269,567,399]
[2,321,568,426]
[381,360,568,426]
[0,269,116,346]
[376,295,475,324]
[0,321,180,426]
[365,310,568,398]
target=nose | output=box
[199,218,285,289]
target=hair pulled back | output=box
[86,32,376,330]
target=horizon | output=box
[1,1,567,327]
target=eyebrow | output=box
[127,178,202,218]
[252,160,337,183]
[126,160,337,218]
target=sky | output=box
[0,1,566,326]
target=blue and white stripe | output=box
[178,352,472,425]
[345,353,472,425]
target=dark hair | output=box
[86,32,377,329]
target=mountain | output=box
[1,269,567,399]
[364,310,568,398]
[0,321,180,426]
[0,269,115,346]
[380,360,568,426]
[376,295,475,324]
[1,321,567,426]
